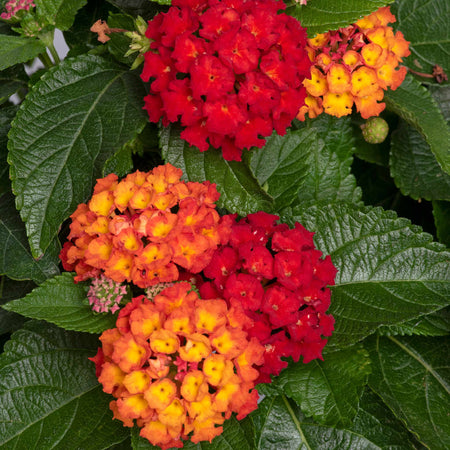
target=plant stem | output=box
[38,51,53,69]
[47,42,61,65]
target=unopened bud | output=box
[361,117,389,144]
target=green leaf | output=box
[107,13,135,66]
[285,203,450,347]
[384,73,450,174]
[293,115,361,209]
[250,116,361,212]
[0,277,34,334]
[2,272,118,333]
[392,0,449,78]
[249,129,313,210]
[261,345,371,427]
[0,35,46,71]
[0,320,130,448]
[390,120,450,201]
[0,193,60,283]
[8,54,148,258]
[131,416,254,449]
[0,104,19,195]
[0,65,28,105]
[252,394,416,450]
[367,335,450,449]
[35,0,88,30]
[286,0,395,37]
[160,125,273,216]
[378,307,450,337]
[433,200,450,247]
[352,389,423,449]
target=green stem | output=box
[47,42,61,64]
[38,51,53,69]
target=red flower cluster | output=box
[60,164,232,288]
[297,6,410,120]
[141,0,311,161]
[197,212,337,383]
[91,282,263,448]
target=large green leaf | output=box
[35,0,88,30]
[250,116,360,211]
[286,0,395,37]
[392,0,449,77]
[433,200,450,247]
[0,320,130,448]
[285,203,450,347]
[384,73,450,174]
[0,193,60,283]
[0,35,46,71]
[8,54,148,258]
[249,129,313,210]
[160,125,273,216]
[2,272,118,333]
[367,335,450,449]
[293,115,361,209]
[251,394,416,449]
[390,120,450,201]
[106,0,163,18]
[258,345,371,427]
[378,306,450,337]
[131,416,255,449]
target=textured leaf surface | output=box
[0,320,130,449]
[0,193,60,283]
[0,105,18,195]
[131,416,254,449]
[378,307,450,336]
[367,335,450,449]
[250,115,360,211]
[35,0,88,30]
[251,394,415,450]
[433,200,450,247]
[8,54,147,257]
[393,0,449,77]
[0,35,46,71]
[286,203,450,347]
[385,73,450,174]
[286,0,394,37]
[160,125,273,215]
[390,120,450,201]
[259,345,371,427]
[249,129,312,210]
[2,272,118,333]
[293,115,361,208]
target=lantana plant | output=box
[0,0,449,449]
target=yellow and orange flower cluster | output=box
[297,6,410,120]
[60,164,232,288]
[90,282,264,448]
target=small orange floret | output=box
[303,67,328,97]
[326,64,351,94]
[144,378,177,410]
[323,91,353,117]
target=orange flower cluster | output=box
[297,6,410,120]
[60,164,232,288]
[90,282,264,449]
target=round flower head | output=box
[297,6,410,120]
[198,212,337,383]
[88,274,128,313]
[1,0,35,21]
[141,0,311,161]
[90,282,264,448]
[60,164,232,288]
